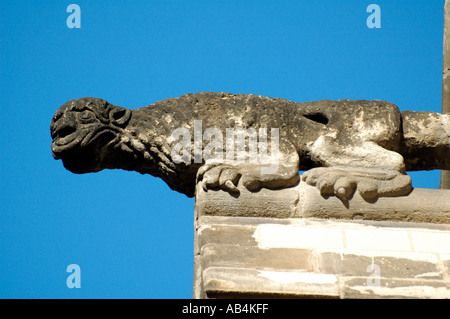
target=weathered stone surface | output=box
[195,182,299,218]
[318,253,443,279]
[401,111,450,171]
[193,254,204,299]
[203,267,340,299]
[201,245,313,271]
[195,180,450,224]
[442,0,450,189]
[445,0,450,81]
[196,224,258,248]
[442,256,450,278]
[51,93,450,200]
[341,277,450,299]
[194,216,450,299]
[443,0,450,118]
[298,182,450,224]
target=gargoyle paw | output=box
[197,163,268,194]
[302,167,412,200]
[197,163,241,193]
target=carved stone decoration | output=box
[50,92,450,200]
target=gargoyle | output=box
[50,92,450,200]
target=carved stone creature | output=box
[50,92,450,199]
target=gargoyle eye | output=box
[109,107,131,126]
[79,110,96,123]
[112,109,126,120]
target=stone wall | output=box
[193,182,450,299]
[194,216,450,299]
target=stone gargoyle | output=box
[50,92,450,200]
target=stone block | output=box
[341,277,450,299]
[253,223,345,250]
[318,252,443,279]
[299,183,450,224]
[195,181,450,224]
[441,255,450,279]
[195,185,299,218]
[197,224,258,248]
[203,267,340,299]
[200,244,313,272]
[194,216,450,298]
[344,228,411,251]
[410,230,450,254]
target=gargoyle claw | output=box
[197,163,241,193]
[302,167,412,201]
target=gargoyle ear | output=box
[109,107,131,127]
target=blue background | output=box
[0,1,446,298]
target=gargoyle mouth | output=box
[51,126,117,160]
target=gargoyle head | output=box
[50,97,131,174]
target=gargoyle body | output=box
[50,92,450,199]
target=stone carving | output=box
[50,92,450,200]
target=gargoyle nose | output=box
[51,114,76,139]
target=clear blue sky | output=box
[0,1,446,298]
